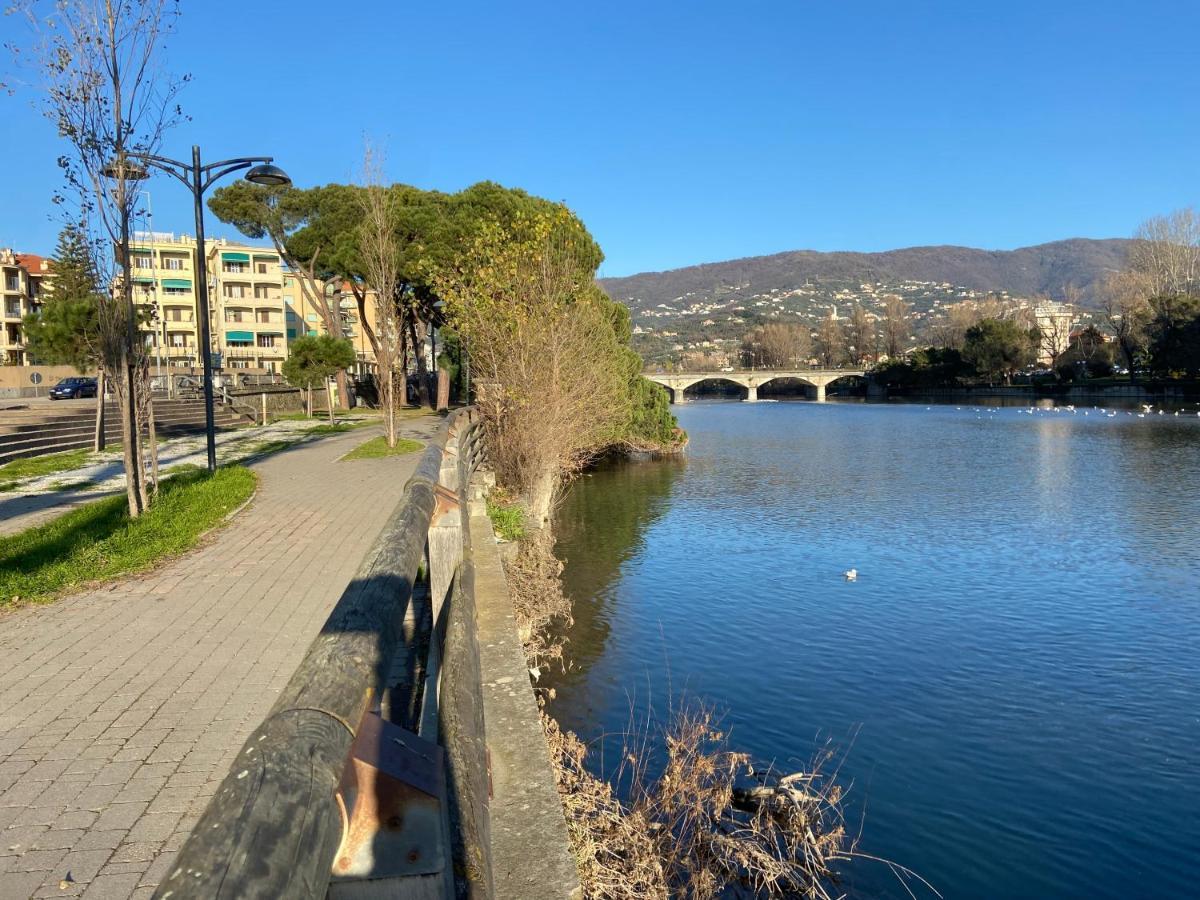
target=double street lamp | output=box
[104,147,291,472]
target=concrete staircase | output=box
[0,397,252,466]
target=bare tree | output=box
[846,303,876,364]
[357,143,404,446]
[814,315,846,367]
[880,294,911,359]
[1129,208,1200,297]
[1099,269,1151,376]
[9,0,185,517]
[741,323,810,368]
[1032,292,1076,373]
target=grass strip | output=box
[0,448,90,482]
[487,496,526,542]
[341,436,423,460]
[0,465,257,607]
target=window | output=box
[170,334,187,348]
[256,310,275,323]
[229,359,250,369]
[223,262,245,274]
[306,313,318,322]
[257,335,275,348]
[163,287,188,296]
[226,339,252,348]
[134,255,152,268]
[256,262,269,274]
[254,285,274,300]
[225,310,245,323]
[4,276,19,292]
[224,284,246,299]
[163,257,184,270]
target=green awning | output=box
[130,247,153,254]
[252,254,277,261]
[132,276,155,285]
[221,252,250,262]
[162,279,192,289]
[226,330,253,342]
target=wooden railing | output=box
[156,409,489,899]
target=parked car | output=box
[48,377,98,400]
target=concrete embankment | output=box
[468,504,582,900]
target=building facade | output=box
[130,233,289,374]
[0,249,48,365]
[1032,302,1075,366]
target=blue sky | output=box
[2,0,1198,276]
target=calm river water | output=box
[549,399,1200,899]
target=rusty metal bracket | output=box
[330,712,446,881]
[432,483,459,520]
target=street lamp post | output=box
[104,147,290,472]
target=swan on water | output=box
[843,568,858,581]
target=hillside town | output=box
[626,275,1086,370]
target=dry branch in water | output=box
[543,704,853,900]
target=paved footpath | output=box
[0,418,440,899]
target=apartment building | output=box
[1032,302,1075,366]
[283,276,380,373]
[0,249,48,365]
[129,232,289,373]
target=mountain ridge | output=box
[599,238,1133,310]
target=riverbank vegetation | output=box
[432,203,684,528]
[428,188,851,894]
[0,465,255,607]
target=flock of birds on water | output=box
[932,403,1200,420]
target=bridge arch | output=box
[678,376,751,402]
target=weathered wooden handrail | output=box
[156,408,487,899]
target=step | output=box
[0,419,244,467]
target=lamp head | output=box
[245,164,291,187]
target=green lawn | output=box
[342,436,424,460]
[306,420,378,436]
[0,465,257,607]
[0,448,91,483]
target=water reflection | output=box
[550,400,1200,899]
[553,456,684,689]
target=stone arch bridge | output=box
[645,369,866,403]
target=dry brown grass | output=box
[504,533,574,671]
[543,702,859,900]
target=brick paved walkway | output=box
[0,419,440,899]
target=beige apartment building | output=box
[0,248,49,365]
[284,275,380,373]
[10,232,380,377]
[130,232,289,374]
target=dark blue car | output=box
[48,377,98,400]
